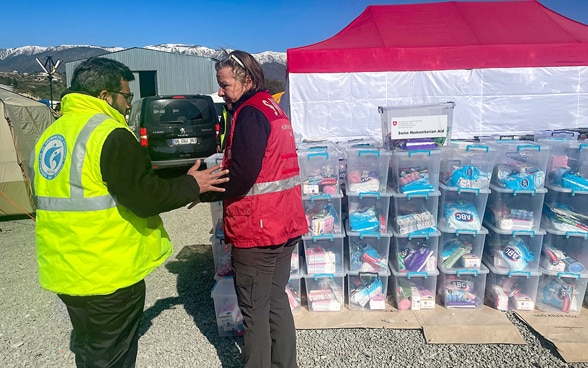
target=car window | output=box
[145,98,215,127]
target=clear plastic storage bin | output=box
[536,269,588,314]
[303,192,343,236]
[388,149,441,194]
[286,275,302,313]
[346,222,392,274]
[345,147,391,193]
[542,185,588,235]
[540,228,588,274]
[389,190,439,235]
[437,264,489,309]
[440,141,497,191]
[537,138,588,193]
[378,102,455,151]
[211,235,233,278]
[482,222,545,273]
[211,277,243,336]
[390,266,439,310]
[298,147,340,196]
[304,273,345,312]
[347,192,391,234]
[485,184,546,232]
[391,229,440,273]
[347,270,390,311]
[302,233,345,274]
[490,140,550,191]
[290,241,301,277]
[485,261,540,311]
[438,225,487,270]
[204,152,224,170]
[438,183,489,231]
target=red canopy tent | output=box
[285,0,588,140]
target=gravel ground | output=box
[1,203,588,368]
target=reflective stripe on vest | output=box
[35,114,117,212]
[244,175,301,197]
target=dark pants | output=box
[58,280,146,368]
[231,236,300,368]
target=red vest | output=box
[222,91,307,247]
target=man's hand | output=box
[187,159,229,194]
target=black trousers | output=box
[231,236,300,368]
[58,280,146,368]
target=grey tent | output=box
[0,87,55,217]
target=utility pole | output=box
[35,56,61,109]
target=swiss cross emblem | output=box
[392,120,398,126]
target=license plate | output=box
[172,137,199,145]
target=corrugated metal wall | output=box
[64,48,218,97]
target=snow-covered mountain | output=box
[0,43,286,72]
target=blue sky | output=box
[2,0,587,53]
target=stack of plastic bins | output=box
[485,262,540,311]
[489,140,550,192]
[536,138,588,194]
[438,225,488,270]
[301,233,346,312]
[345,222,392,311]
[438,184,490,232]
[297,144,341,196]
[390,229,440,274]
[389,190,440,236]
[388,149,440,195]
[482,222,544,273]
[204,153,224,230]
[390,264,439,311]
[542,185,588,236]
[210,277,244,336]
[347,191,391,234]
[302,192,344,236]
[485,184,547,232]
[537,228,588,314]
[345,146,391,195]
[439,141,497,191]
[437,264,489,309]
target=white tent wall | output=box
[288,66,588,142]
[0,88,55,217]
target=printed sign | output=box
[388,114,448,139]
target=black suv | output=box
[128,95,218,169]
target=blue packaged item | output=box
[443,201,481,230]
[494,163,545,191]
[401,179,435,194]
[561,171,588,191]
[349,207,380,232]
[498,237,534,270]
[541,278,573,313]
[449,165,490,189]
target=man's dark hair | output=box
[70,57,135,97]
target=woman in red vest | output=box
[200,50,307,368]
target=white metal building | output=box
[64,48,218,98]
